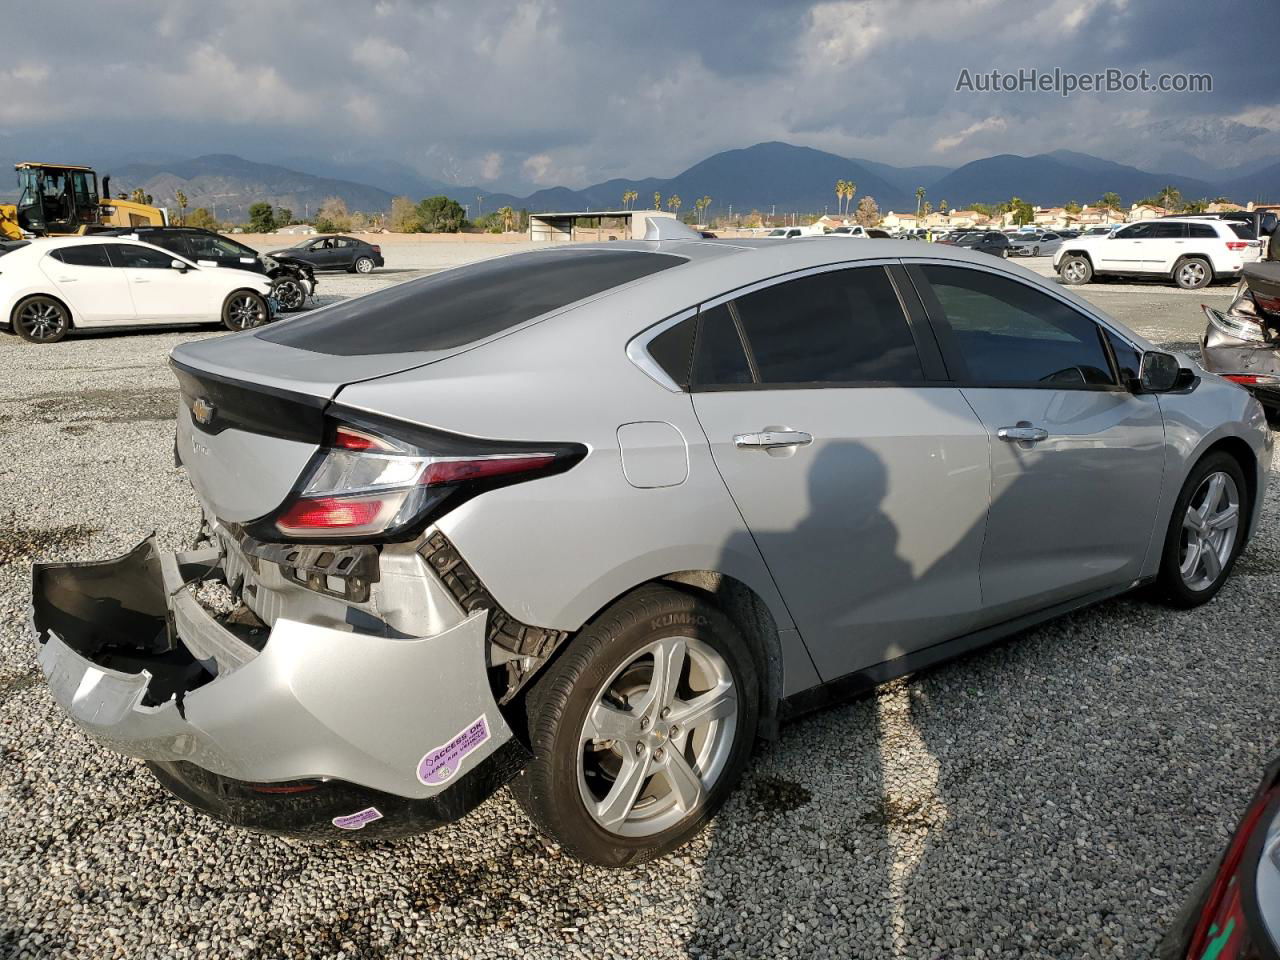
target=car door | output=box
[688,264,993,680]
[909,262,1166,623]
[1143,221,1188,272]
[331,237,357,268]
[105,242,207,322]
[1097,222,1154,272]
[39,243,136,322]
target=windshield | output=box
[767,229,787,237]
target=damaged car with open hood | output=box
[30,220,1273,865]
[1202,254,1280,425]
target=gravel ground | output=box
[0,246,1273,959]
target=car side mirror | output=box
[170,259,188,272]
[1137,351,1181,392]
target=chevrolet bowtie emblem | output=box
[191,397,216,426]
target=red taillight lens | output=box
[1186,786,1280,960]
[276,495,386,532]
[1228,241,1248,252]
[371,245,381,254]
[423,454,556,486]
[1224,375,1279,386]
[263,414,586,541]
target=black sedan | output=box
[949,230,1011,258]
[268,234,384,273]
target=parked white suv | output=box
[1055,217,1262,290]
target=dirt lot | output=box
[0,246,1274,960]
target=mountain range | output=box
[5,142,1275,221]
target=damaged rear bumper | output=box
[30,537,528,838]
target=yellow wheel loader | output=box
[0,162,167,241]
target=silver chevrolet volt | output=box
[32,220,1272,865]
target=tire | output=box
[12,295,71,343]
[511,585,759,867]
[222,290,268,332]
[353,256,375,274]
[272,277,305,311]
[1174,256,1212,290]
[1059,254,1093,285]
[1156,451,1249,608]
[1266,407,1280,428]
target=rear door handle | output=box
[996,424,1049,443]
[735,430,813,449]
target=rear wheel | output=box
[222,291,268,331]
[1059,255,1092,285]
[1174,256,1212,290]
[353,256,375,274]
[512,585,758,866]
[1157,452,1249,607]
[13,296,70,343]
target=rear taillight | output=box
[1223,374,1280,386]
[1228,241,1249,252]
[261,411,586,541]
[1184,785,1280,960]
[371,245,381,254]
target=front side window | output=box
[1114,223,1153,240]
[107,243,180,269]
[920,264,1115,387]
[188,233,255,259]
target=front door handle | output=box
[996,423,1049,443]
[735,430,813,449]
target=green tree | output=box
[129,187,154,205]
[1183,197,1210,214]
[498,205,517,232]
[415,195,467,233]
[938,199,949,215]
[653,191,662,210]
[915,186,926,218]
[174,190,188,226]
[185,207,218,231]
[666,195,682,216]
[1008,196,1034,226]
[1064,201,1083,214]
[1098,191,1123,212]
[314,196,352,233]
[247,202,276,233]
[275,207,293,226]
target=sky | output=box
[2,0,1277,193]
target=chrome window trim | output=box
[626,307,698,392]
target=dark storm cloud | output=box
[3,0,1276,191]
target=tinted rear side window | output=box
[1228,222,1254,240]
[51,244,110,267]
[730,267,923,384]
[1187,223,1218,239]
[647,317,696,387]
[258,249,685,355]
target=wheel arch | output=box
[10,291,76,329]
[1200,434,1259,522]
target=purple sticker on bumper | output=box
[417,715,491,786]
[332,807,383,830]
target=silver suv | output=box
[32,227,1272,865]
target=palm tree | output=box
[1099,191,1122,212]
[653,191,662,211]
[174,190,188,226]
[696,195,712,223]
[498,205,516,232]
[1157,185,1182,212]
[915,186,926,218]
[844,180,856,217]
[667,195,682,216]
[835,180,845,216]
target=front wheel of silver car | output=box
[512,585,759,866]
[1157,451,1249,608]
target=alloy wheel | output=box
[227,294,265,330]
[1178,261,1207,288]
[355,257,374,273]
[16,300,66,341]
[1063,260,1088,283]
[577,635,738,837]
[1180,471,1240,591]
[274,279,304,310]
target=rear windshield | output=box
[258,248,686,356]
[1228,222,1254,241]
